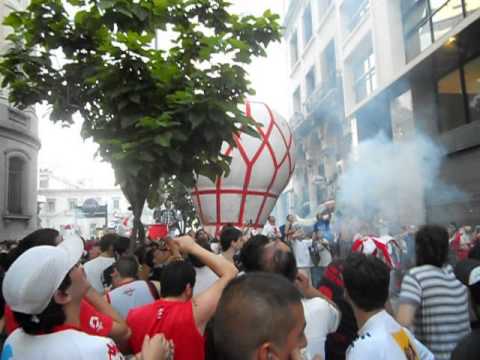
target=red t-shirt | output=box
[4,299,113,337]
[127,299,205,360]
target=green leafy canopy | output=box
[0,0,280,240]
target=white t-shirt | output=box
[346,310,434,360]
[302,297,340,360]
[2,328,124,360]
[193,266,219,295]
[261,223,280,238]
[83,256,115,293]
[107,280,157,318]
[292,239,313,268]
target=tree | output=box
[0,0,281,245]
[156,177,198,235]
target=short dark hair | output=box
[99,233,117,252]
[239,235,269,272]
[7,229,59,270]
[268,248,297,283]
[114,236,130,256]
[220,227,242,252]
[160,260,196,297]
[14,274,72,334]
[115,255,139,279]
[343,253,390,312]
[214,273,303,360]
[415,225,449,267]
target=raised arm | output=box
[170,235,238,334]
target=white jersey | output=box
[302,297,340,360]
[2,328,124,360]
[83,256,115,293]
[346,310,433,360]
[193,266,219,295]
[292,239,313,268]
[107,280,158,318]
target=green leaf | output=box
[154,133,173,147]
[3,13,22,28]
[98,0,115,10]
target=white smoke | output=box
[336,133,466,232]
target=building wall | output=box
[284,0,480,226]
[0,0,41,241]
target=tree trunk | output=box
[119,177,149,252]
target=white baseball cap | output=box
[3,231,84,315]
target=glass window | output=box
[465,0,480,13]
[303,4,313,46]
[7,157,24,214]
[344,0,370,33]
[322,41,337,88]
[293,87,302,114]
[306,67,316,97]
[290,31,299,68]
[405,21,433,61]
[437,69,467,131]
[403,1,429,34]
[113,198,121,210]
[47,199,56,213]
[68,199,77,210]
[431,0,463,41]
[464,56,480,122]
[353,51,376,103]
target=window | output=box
[437,69,467,131]
[306,66,316,97]
[464,57,480,122]
[47,198,56,213]
[68,198,77,210]
[322,41,337,89]
[343,0,370,33]
[466,0,480,13]
[318,0,334,14]
[293,87,302,114]
[113,198,120,210]
[39,178,49,189]
[290,31,299,68]
[403,0,476,62]
[353,49,376,103]
[7,157,25,214]
[303,4,313,46]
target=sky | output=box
[38,0,288,188]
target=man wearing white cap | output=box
[1,233,125,359]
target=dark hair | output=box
[188,242,213,268]
[263,245,297,283]
[7,229,59,270]
[415,225,449,267]
[160,261,196,297]
[114,236,130,256]
[239,235,269,272]
[99,233,117,252]
[14,274,72,334]
[343,253,390,312]
[220,227,242,252]
[115,255,139,279]
[214,273,303,360]
[469,243,480,261]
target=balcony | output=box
[305,73,344,119]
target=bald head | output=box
[214,273,304,360]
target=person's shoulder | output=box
[67,331,123,359]
[302,297,338,316]
[127,299,159,322]
[347,332,383,359]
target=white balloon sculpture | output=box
[191,101,295,235]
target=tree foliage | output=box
[0,0,281,243]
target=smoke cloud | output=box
[336,133,466,232]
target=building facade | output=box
[0,0,41,241]
[284,0,480,225]
[38,169,135,239]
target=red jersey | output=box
[4,299,113,337]
[127,299,205,360]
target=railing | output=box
[304,74,342,116]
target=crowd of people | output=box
[0,216,479,359]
